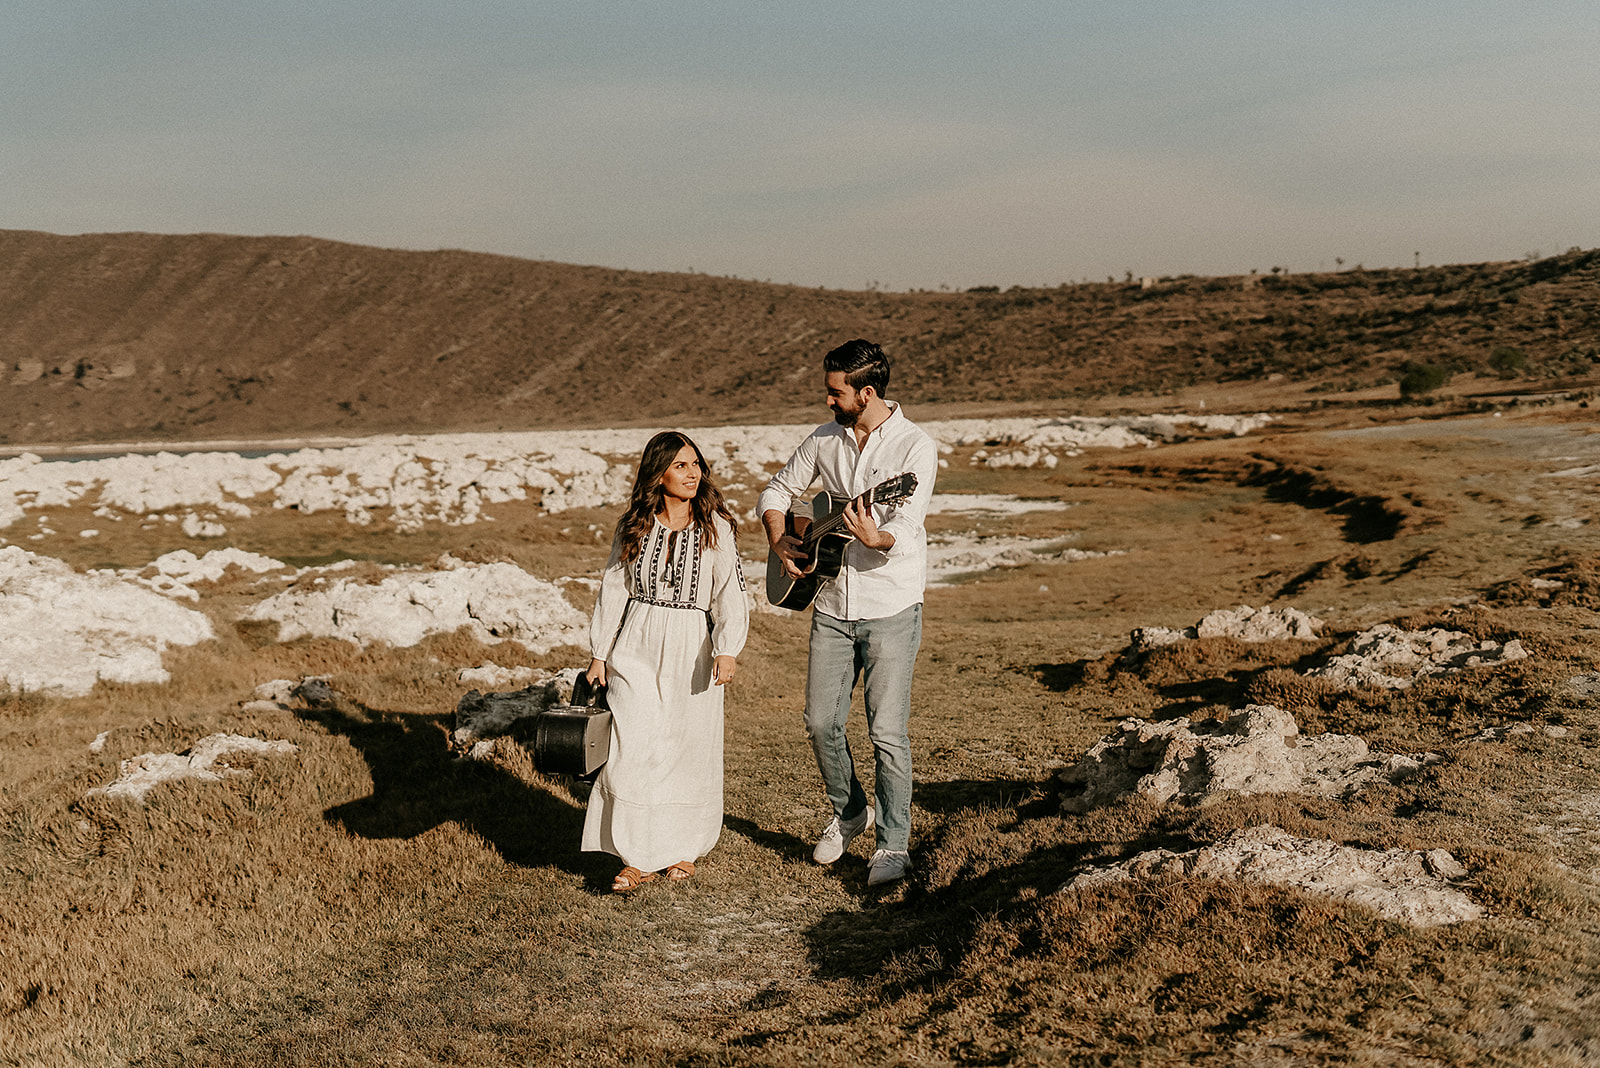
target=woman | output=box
[583,431,750,893]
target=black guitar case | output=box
[533,675,612,777]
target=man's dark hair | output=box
[823,339,890,396]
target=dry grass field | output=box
[4,397,1598,1066]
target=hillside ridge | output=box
[2,230,1596,445]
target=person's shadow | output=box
[723,814,812,861]
[292,692,615,889]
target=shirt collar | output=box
[828,400,903,444]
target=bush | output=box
[1489,345,1528,378]
[1398,362,1449,398]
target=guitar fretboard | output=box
[801,480,911,547]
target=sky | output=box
[4,1,1598,291]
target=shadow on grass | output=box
[293,701,613,887]
[1150,666,1281,719]
[914,778,1047,815]
[785,773,1103,996]
[1031,658,1092,692]
[797,816,1104,989]
[1034,644,1335,723]
[723,814,812,863]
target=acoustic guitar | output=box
[765,472,919,611]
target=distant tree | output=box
[1398,361,1449,398]
[1488,346,1527,378]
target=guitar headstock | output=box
[870,472,918,506]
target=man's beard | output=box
[832,404,862,427]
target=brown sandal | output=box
[665,860,696,881]
[612,866,658,894]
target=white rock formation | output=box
[1058,705,1438,815]
[118,547,289,601]
[238,677,302,714]
[241,556,587,652]
[1064,824,1482,927]
[1307,624,1528,690]
[238,676,362,716]
[926,534,1124,586]
[1128,626,1193,650]
[181,513,228,538]
[1567,673,1600,699]
[0,547,216,696]
[1,415,1270,533]
[926,494,1074,516]
[1469,723,1569,742]
[1130,605,1323,651]
[458,661,545,690]
[1196,605,1323,641]
[87,733,299,804]
[936,413,1273,456]
[972,447,1060,470]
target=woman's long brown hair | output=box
[613,431,738,562]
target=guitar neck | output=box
[794,473,915,550]
[803,488,885,546]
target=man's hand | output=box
[841,497,895,551]
[763,508,807,579]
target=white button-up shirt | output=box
[757,402,939,621]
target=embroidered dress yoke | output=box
[583,513,749,872]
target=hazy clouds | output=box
[5,1,1597,289]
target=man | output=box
[758,339,939,887]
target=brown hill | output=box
[2,229,1596,446]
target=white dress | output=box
[582,513,750,872]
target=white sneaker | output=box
[867,848,911,887]
[813,806,874,864]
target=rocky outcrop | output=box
[0,546,215,696]
[457,661,547,691]
[1469,723,1569,743]
[0,417,1259,535]
[1568,673,1600,699]
[1307,624,1527,690]
[1064,824,1482,927]
[1130,604,1323,651]
[1057,705,1438,814]
[127,547,288,600]
[925,535,1125,587]
[241,555,587,652]
[453,667,581,754]
[87,733,299,804]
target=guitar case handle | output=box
[571,673,610,711]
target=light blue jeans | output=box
[804,603,922,853]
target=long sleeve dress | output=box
[582,513,750,872]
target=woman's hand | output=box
[713,655,737,685]
[585,658,607,688]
